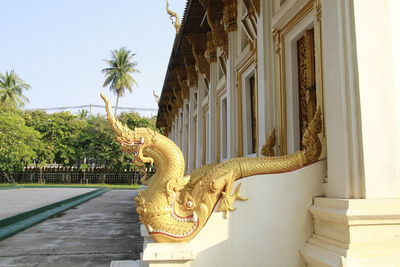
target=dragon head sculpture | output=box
[101,93,202,242]
[100,93,155,164]
[101,93,322,243]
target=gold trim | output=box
[185,104,190,172]
[216,96,221,162]
[313,0,326,159]
[279,1,314,36]
[254,57,259,156]
[216,88,228,162]
[278,33,287,155]
[235,52,256,157]
[193,114,197,169]
[275,0,316,155]
[202,107,209,165]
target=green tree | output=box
[78,115,133,169]
[77,109,89,119]
[22,110,154,171]
[102,47,139,116]
[0,70,30,108]
[24,111,86,166]
[119,112,156,130]
[0,111,45,182]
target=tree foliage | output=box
[0,70,30,108]
[119,112,156,130]
[0,110,45,173]
[0,69,158,178]
[0,106,156,174]
[102,47,139,115]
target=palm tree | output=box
[0,70,31,108]
[77,109,89,119]
[102,47,139,116]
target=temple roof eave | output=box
[156,0,211,129]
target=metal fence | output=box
[0,167,155,184]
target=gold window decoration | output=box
[297,29,316,149]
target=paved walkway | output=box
[0,190,142,267]
[0,188,95,219]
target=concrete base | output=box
[110,260,140,267]
[301,197,400,267]
[109,241,195,267]
[143,243,195,267]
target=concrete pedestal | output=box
[111,224,195,267]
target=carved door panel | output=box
[297,29,316,149]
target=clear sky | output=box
[0,0,187,117]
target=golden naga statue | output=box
[100,93,322,243]
[166,0,181,34]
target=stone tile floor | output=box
[0,190,142,267]
[0,188,95,219]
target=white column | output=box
[196,74,204,168]
[173,116,178,145]
[209,61,218,163]
[303,1,400,264]
[322,0,400,198]
[227,31,238,159]
[188,86,196,173]
[352,0,400,198]
[258,0,276,155]
[256,3,266,155]
[320,0,364,198]
[178,108,183,151]
[175,115,179,146]
[182,99,189,173]
[391,0,400,184]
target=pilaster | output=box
[182,99,189,173]
[301,197,400,266]
[227,30,238,158]
[188,86,196,173]
[209,61,218,163]
[351,0,400,198]
[196,74,204,169]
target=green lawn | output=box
[0,183,141,189]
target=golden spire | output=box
[166,0,181,33]
[153,90,160,105]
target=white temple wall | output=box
[392,0,400,187]
[318,0,400,198]
[352,0,400,198]
[189,160,326,267]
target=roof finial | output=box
[166,0,181,33]
[153,90,160,105]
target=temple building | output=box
[137,0,400,266]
